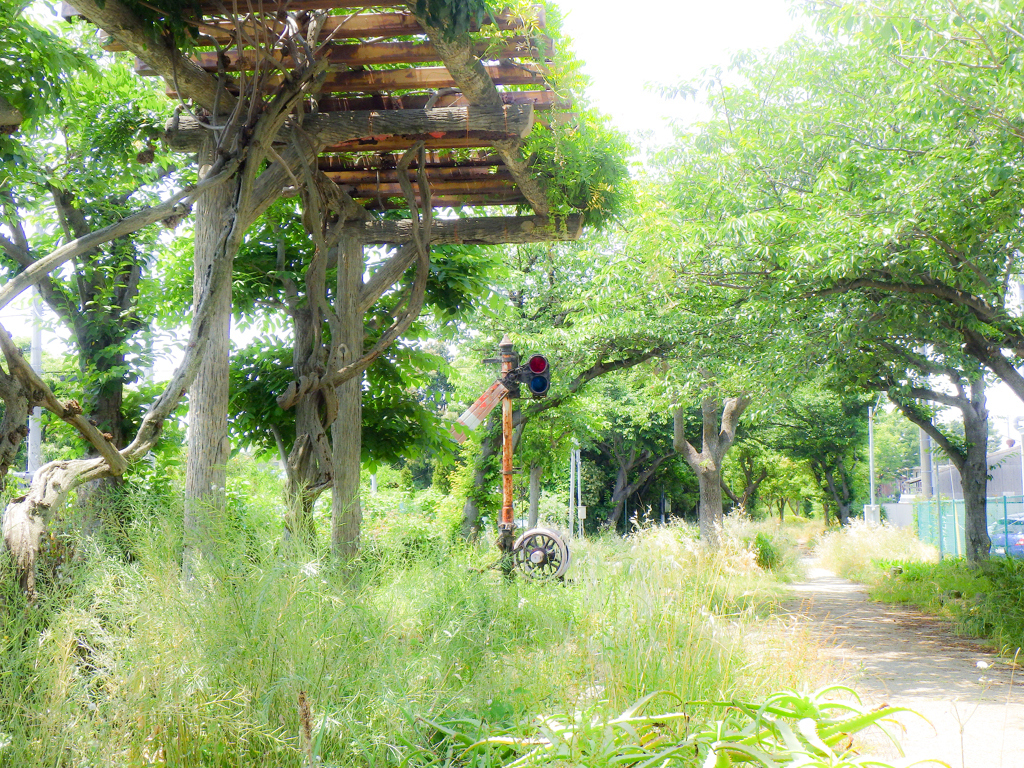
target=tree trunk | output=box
[76,368,128,517]
[673,394,750,549]
[609,452,631,528]
[961,379,991,564]
[697,469,725,542]
[890,375,991,564]
[280,239,334,548]
[821,464,853,526]
[606,446,674,530]
[330,234,363,557]
[183,144,236,575]
[528,461,541,528]
[0,371,30,482]
[462,420,499,538]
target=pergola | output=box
[67,0,582,235]
[56,0,588,559]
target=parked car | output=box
[989,517,1024,557]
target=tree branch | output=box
[0,159,238,314]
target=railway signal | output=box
[524,354,550,398]
[449,335,570,578]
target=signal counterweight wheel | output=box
[512,528,570,579]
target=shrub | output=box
[721,518,801,581]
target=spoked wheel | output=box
[512,528,571,579]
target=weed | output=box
[426,686,942,767]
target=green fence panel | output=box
[914,495,1024,558]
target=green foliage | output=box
[434,687,922,768]
[0,470,828,767]
[525,109,633,228]
[1,47,182,447]
[228,335,456,471]
[413,0,491,39]
[723,518,801,581]
[752,531,779,570]
[0,3,92,129]
[228,336,295,459]
[816,520,938,583]
[763,385,872,524]
[361,510,454,568]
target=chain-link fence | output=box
[915,496,1024,558]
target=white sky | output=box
[553,0,801,138]
[3,0,1022,434]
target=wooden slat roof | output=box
[76,1,567,213]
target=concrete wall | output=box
[882,503,914,529]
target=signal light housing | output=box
[525,354,550,398]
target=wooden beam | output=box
[194,0,406,12]
[322,63,544,94]
[343,178,516,199]
[164,63,544,98]
[316,90,569,112]
[410,11,551,218]
[101,9,544,51]
[263,130,550,163]
[324,135,497,153]
[318,151,501,170]
[135,37,552,74]
[164,104,534,152]
[357,193,525,210]
[359,214,581,245]
[355,214,578,314]
[324,167,510,185]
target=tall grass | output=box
[815,520,938,582]
[0,466,826,768]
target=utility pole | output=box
[568,440,576,536]
[919,428,933,498]
[1013,416,1024,500]
[868,406,876,506]
[574,443,584,537]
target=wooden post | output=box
[331,232,364,557]
[183,135,235,577]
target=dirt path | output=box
[785,562,1024,767]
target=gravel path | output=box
[785,563,1024,767]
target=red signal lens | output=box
[528,355,548,374]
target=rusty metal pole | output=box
[498,334,516,555]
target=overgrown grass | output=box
[815,521,1024,656]
[0,466,850,767]
[816,520,938,582]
